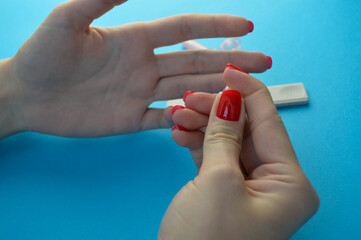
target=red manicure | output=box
[171,125,189,132]
[172,105,185,115]
[225,63,247,74]
[216,89,242,121]
[248,20,254,33]
[267,56,272,69]
[183,91,195,102]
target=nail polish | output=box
[172,105,185,115]
[248,20,254,33]
[171,125,189,132]
[183,91,195,102]
[267,56,272,69]
[216,89,242,121]
[225,63,247,74]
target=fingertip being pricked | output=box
[183,91,195,102]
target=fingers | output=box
[181,91,260,175]
[154,74,225,101]
[171,127,204,150]
[184,92,217,115]
[156,50,270,77]
[172,106,209,131]
[171,127,204,172]
[140,107,173,131]
[146,14,253,48]
[202,90,246,172]
[48,0,127,30]
[223,65,298,165]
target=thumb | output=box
[201,89,246,172]
[47,0,128,30]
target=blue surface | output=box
[1,0,361,239]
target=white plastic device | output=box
[166,83,308,108]
[268,83,309,107]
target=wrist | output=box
[0,58,26,139]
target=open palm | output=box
[8,0,267,137]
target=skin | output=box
[160,67,320,240]
[1,0,314,238]
[0,0,270,139]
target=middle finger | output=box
[156,50,270,77]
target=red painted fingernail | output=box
[177,125,189,131]
[248,20,254,33]
[216,89,242,121]
[171,125,189,132]
[267,56,272,69]
[183,91,195,102]
[225,63,247,74]
[172,105,185,115]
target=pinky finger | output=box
[171,126,204,171]
[171,126,204,150]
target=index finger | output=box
[47,0,127,30]
[146,14,253,48]
[224,65,299,166]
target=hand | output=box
[159,65,319,240]
[2,0,270,138]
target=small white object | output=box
[182,38,242,51]
[268,83,309,107]
[217,38,242,50]
[166,83,308,108]
[182,40,209,50]
[167,98,186,108]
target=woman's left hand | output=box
[2,0,270,138]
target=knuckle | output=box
[177,14,196,39]
[208,75,226,92]
[211,15,221,37]
[203,165,244,188]
[256,81,269,92]
[191,50,208,74]
[50,3,81,26]
[206,124,241,146]
[227,51,237,65]
[51,2,69,16]
[249,108,282,133]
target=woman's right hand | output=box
[159,64,319,240]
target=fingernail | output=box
[183,91,195,102]
[248,20,254,33]
[172,105,185,115]
[267,56,272,69]
[216,89,242,121]
[225,63,247,74]
[171,125,189,132]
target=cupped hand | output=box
[159,65,319,240]
[7,0,270,137]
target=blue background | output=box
[1,0,361,239]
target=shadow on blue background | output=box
[1,0,361,239]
